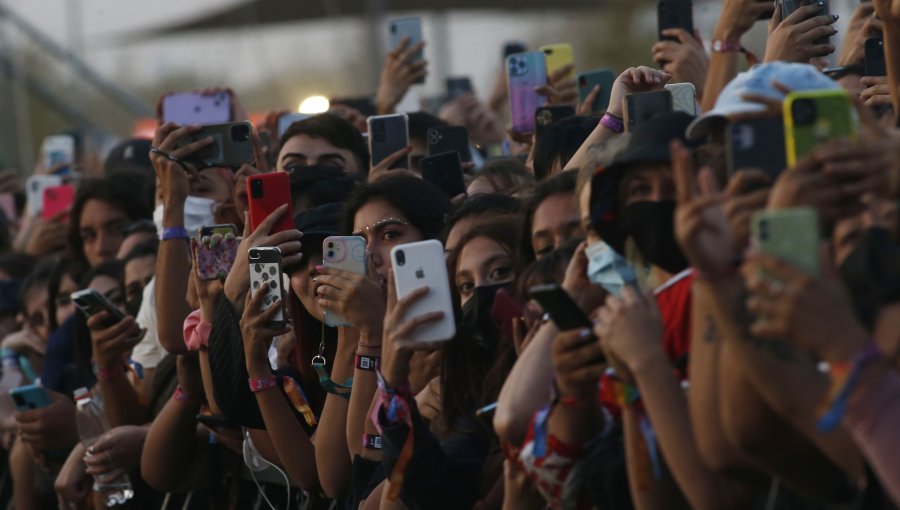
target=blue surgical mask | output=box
[586,240,636,297]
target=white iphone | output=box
[390,239,456,343]
[322,236,367,327]
[41,135,75,170]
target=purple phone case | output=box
[162,92,231,125]
[195,238,240,281]
[506,52,548,134]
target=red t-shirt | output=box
[654,269,694,380]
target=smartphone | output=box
[491,288,524,343]
[41,184,75,221]
[10,384,51,412]
[389,18,425,84]
[421,151,466,199]
[194,237,240,281]
[752,208,820,276]
[782,0,829,44]
[391,240,456,343]
[446,76,473,100]
[528,284,593,331]
[248,247,286,329]
[199,224,238,239]
[277,112,311,137]
[624,90,673,131]
[507,51,549,134]
[427,125,471,162]
[41,135,75,170]
[784,89,857,166]
[322,236,367,327]
[503,41,528,59]
[25,175,63,216]
[540,44,575,80]
[368,114,410,170]
[577,69,616,114]
[71,289,126,328]
[535,105,576,140]
[665,83,697,115]
[756,0,776,19]
[247,172,295,235]
[161,91,232,125]
[173,121,254,168]
[726,118,787,179]
[864,38,886,77]
[658,0,694,42]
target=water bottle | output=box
[73,388,134,506]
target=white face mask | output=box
[585,240,637,297]
[153,196,217,238]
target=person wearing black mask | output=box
[590,111,700,376]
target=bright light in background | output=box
[298,95,330,114]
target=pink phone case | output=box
[506,51,548,134]
[194,238,240,281]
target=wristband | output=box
[362,434,383,450]
[248,375,278,393]
[160,226,189,240]
[354,354,380,372]
[817,342,883,432]
[558,395,595,408]
[174,386,201,405]
[711,39,741,53]
[94,364,123,382]
[599,112,624,134]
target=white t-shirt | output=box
[132,278,165,369]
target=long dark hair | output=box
[440,218,522,436]
[340,176,452,238]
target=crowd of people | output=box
[1,0,900,508]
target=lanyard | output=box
[312,323,353,399]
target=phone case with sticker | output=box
[322,236,367,327]
[248,247,286,329]
[194,237,240,281]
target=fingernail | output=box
[315,265,324,271]
[832,14,839,20]
[312,278,317,283]
[579,328,591,338]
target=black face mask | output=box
[621,200,688,275]
[839,227,900,329]
[459,283,511,349]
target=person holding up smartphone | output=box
[376,36,428,115]
[652,28,710,101]
[764,2,839,64]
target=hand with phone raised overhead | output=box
[606,67,671,120]
[652,29,709,98]
[716,0,777,43]
[764,3,837,63]
[376,36,428,115]
[314,263,385,336]
[861,76,895,110]
[150,122,213,203]
[535,63,578,106]
[224,205,303,311]
[368,146,414,183]
[838,2,880,66]
[87,311,146,373]
[439,93,506,145]
[22,210,68,257]
[723,170,773,253]
[379,270,444,389]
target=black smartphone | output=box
[657,0,694,42]
[624,90,673,131]
[367,114,410,170]
[446,77,473,100]
[71,289,126,328]
[535,106,576,140]
[421,151,466,198]
[865,37,886,76]
[528,284,593,331]
[427,125,471,162]
[782,0,829,44]
[726,118,787,180]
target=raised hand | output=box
[241,284,292,376]
[314,265,386,336]
[606,67,671,119]
[764,3,837,63]
[87,311,145,372]
[551,328,605,400]
[376,36,428,115]
[652,29,710,97]
[594,286,665,377]
[535,63,578,106]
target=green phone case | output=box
[751,207,821,276]
[784,89,857,166]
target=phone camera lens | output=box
[250,179,263,198]
[791,98,817,125]
[12,394,23,407]
[395,250,406,267]
[328,251,334,257]
[327,242,334,248]
[758,219,769,240]
[231,123,251,142]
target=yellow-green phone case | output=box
[751,207,821,277]
[783,89,857,167]
[540,44,574,80]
